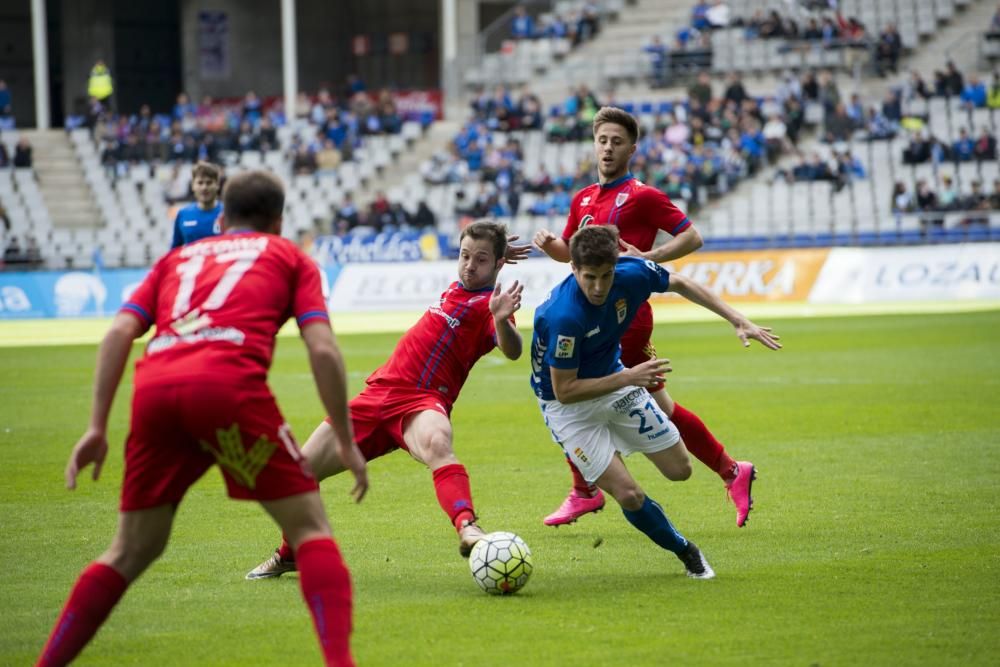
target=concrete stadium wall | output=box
[180,0,282,101]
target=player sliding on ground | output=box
[37,171,367,667]
[531,226,781,578]
[534,106,761,528]
[247,219,527,579]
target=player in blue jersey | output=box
[530,225,781,578]
[170,161,223,248]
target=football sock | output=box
[671,403,737,482]
[566,455,598,496]
[37,562,128,667]
[277,535,294,562]
[622,496,689,555]
[431,463,476,531]
[297,538,355,667]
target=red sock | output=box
[671,403,737,482]
[277,535,294,561]
[431,463,475,531]
[37,562,128,667]
[297,538,355,667]
[566,455,597,496]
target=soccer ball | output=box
[468,531,533,595]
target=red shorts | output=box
[326,383,452,461]
[120,381,318,511]
[620,303,663,392]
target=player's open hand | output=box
[626,357,672,389]
[336,438,369,503]
[733,319,782,350]
[504,235,532,264]
[619,239,648,259]
[489,280,523,320]
[533,229,558,249]
[65,428,109,490]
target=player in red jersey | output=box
[246,219,526,579]
[534,106,758,528]
[36,171,367,667]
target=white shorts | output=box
[539,385,681,483]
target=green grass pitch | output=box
[1,310,998,666]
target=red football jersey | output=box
[561,174,690,250]
[121,232,329,387]
[366,282,505,404]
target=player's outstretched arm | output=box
[301,322,368,502]
[667,274,782,350]
[504,234,532,265]
[490,280,524,360]
[66,313,144,490]
[620,226,703,263]
[645,225,703,263]
[550,358,672,404]
[532,229,571,263]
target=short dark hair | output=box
[570,225,619,268]
[460,219,508,262]
[593,106,639,144]
[222,170,285,232]
[192,161,222,182]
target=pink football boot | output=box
[726,461,757,527]
[543,489,606,526]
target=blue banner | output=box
[0,265,344,320]
[0,269,150,319]
[312,232,456,266]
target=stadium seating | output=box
[5,0,1000,274]
[60,111,427,269]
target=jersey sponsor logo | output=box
[213,220,221,234]
[146,326,246,354]
[615,298,628,323]
[573,447,590,463]
[199,424,278,490]
[615,192,629,207]
[611,387,645,414]
[429,305,461,329]
[579,214,595,228]
[585,325,601,338]
[467,295,487,304]
[581,196,592,206]
[183,220,200,227]
[555,334,576,358]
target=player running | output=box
[246,219,526,579]
[37,171,367,667]
[171,161,224,248]
[533,106,759,528]
[531,226,781,578]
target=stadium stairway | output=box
[532,0,696,101]
[898,0,995,78]
[351,119,462,210]
[20,129,101,229]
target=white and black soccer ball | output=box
[468,531,533,595]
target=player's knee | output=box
[666,460,692,481]
[421,429,456,466]
[105,533,168,578]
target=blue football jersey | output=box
[530,256,671,401]
[171,202,223,248]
